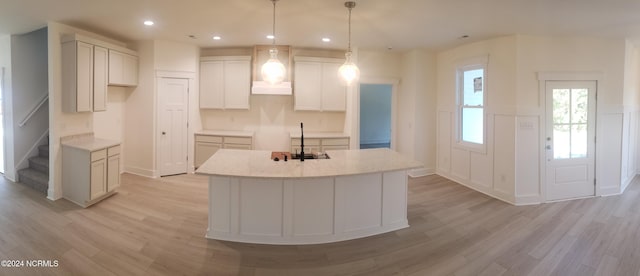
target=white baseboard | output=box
[124,166,157,178]
[515,194,542,206]
[599,186,622,196]
[408,167,435,178]
[47,187,62,201]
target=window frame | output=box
[455,57,488,153]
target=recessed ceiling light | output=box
[213,36,221,40]
[266,35,275,39]
[143,20,154,26]
[322,38,331,42]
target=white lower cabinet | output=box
[290,137,349,153]
[63,143,121,207]
[195,133,253,168]
[107,146,121,192]
[90,150,107,200]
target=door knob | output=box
[162,131,166,135]
[546,145,551,150]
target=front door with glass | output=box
[545,81,596,201]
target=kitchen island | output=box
[196,148,422,245]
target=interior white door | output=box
[158,78,189,176]
[545,80,596,201]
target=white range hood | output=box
[251,81,292,95]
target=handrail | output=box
[18,93,48,127]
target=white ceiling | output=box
[2,0,640,51]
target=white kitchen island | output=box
[195,148,422,245]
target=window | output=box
[457,59,487,150]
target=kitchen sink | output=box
[291,153,330,160]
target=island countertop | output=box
[195,148,422,178]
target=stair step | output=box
[17,168,48,195]
[38,144,49,158]
[28,156,49,174]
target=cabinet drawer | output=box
[322,145,349,151]
[322,138,349,146]
[224,144,252,150]
[107,145,120,156]
[91,149,107,162]
[224,136,252,145]
[196,135,223,143]
[291,138,320,146]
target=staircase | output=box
[17,144,49,194]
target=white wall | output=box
[10,28,49,180]
[0,35,13,178]
[124,39,199,177]
[437,36,518,203]
[123,40,155,177]
[437,34,631,205]
[622,42,640,191]
[93,86,128,172]
[515,35,627,201]
[0,28,50,183]
[200,98,346,151]
[402,49,437,176]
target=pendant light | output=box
[338,1,360,86]
[261,0,286,85]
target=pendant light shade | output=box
[261,48,286,84]
[338,52,360,86]
[339,1,359,86]
[261,0,286,85]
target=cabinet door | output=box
[321,62,347,111]
[108,50,123,85]
[195,142,222,168]
[109,50,138,86]
[90,159,107,200]
[223,60,250,109]
[200,61,225,109]
[123,54,138,86]
[294,62,322,111]
[107,154,120,192]
[76,41,94,112]
[93,46,108,112]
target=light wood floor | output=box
[0,173,639,276]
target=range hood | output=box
[252,81,292,95]
[252,45,292,95]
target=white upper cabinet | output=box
[93,46,108,112]
[294,57,346,112]
[200,56,251,109]
[108,49,138,86]
[62,40,94,113]
[61,34,138,113]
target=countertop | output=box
[289,132,349,139]
[61,136,120,151]
[195,148,422,178]
[196,130,254,137]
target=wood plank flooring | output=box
[0,173,639,275]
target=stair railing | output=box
[18,93,48,127]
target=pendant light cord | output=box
[272,0,277,45]
[347,5,352,52]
